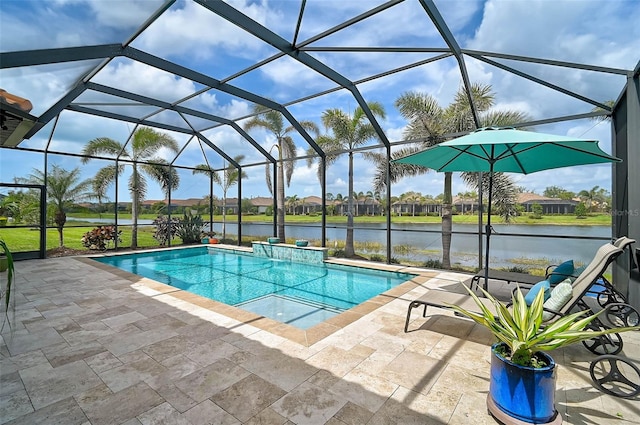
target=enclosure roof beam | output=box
[0,44,124,69]
[461,49,631,76]
[418,0,480,128]
[196,0,389,149]
[85,82,275,162]
[25,83,88,138]
[123,46,322,156]
[196,133,240,168]
[295,0,404,49]
[67,105,195,134]
[470,54,612,111]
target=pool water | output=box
[94,247,416,329]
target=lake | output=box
[67,217,611,268]
[209,222,611,269]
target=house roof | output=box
[0,89,33,113]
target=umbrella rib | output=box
[440,146,487,170]
[547,142,621,161]
[496,143,528,173]
[492,141,618,173]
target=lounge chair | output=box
[470,269,541,291]
[470,238,635,293]
[592,237,638,307]
[405,243,634,355]
[536,243,629,354]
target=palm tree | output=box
[24,165,92,247]
[285,194,299,215]
[308,102,386,257]
[325,192,335,215]
[365,190,375,215]
[354,191,365,216]
[578,185,605,213]
[369,83,528,268]
[193,155,246,240]
[81,127,180,249]
[244,106,319,242]
[335,193,344,215]
[406,191,422,216]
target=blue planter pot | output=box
[489,343,558,424]
[267,237,280,244]
[295,240,309,247]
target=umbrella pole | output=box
[483,166,494,291]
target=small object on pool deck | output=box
[295,240,309,247]
[267,237,280,244]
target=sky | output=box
[1,0,639,204]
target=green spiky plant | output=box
[451,285,640,367]
[1,239,15,329]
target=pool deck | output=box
[1,248,639,424]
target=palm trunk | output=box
[55,209,66,247]
[131,167,139,249]
[441,171,453,269]
[345,152,355,257]
[277,157,286,242]
[222,189,227,240]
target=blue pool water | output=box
[94,247,416,329]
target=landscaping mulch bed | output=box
[46,247,96,258]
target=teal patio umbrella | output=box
[393,127,621,287]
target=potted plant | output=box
[451,286,639,424]
[295,239,309,247]
[200,231,217,244]
[267,237,280,244]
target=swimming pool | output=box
[94,247,416,329]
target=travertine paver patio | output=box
[1,251,639,424]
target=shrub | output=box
[529,203,543,219]
[332,249,347,258]
[176,212,204,244]
[152,216,179,246]
[505,266,530,274]
[369,254,385,262]
[575,202,588,219]
[423,258,443,269]
[81,226,122,251]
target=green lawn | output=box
[0,226,160,252]
[0,212,610,258]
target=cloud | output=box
[2,0,635,203]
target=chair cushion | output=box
[542,280,573,321]
[570,264,586,282]
[524,280,551,306]
[548,260,574,285]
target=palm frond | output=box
[81,137,126,162]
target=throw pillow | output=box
[524,280,551,306]
[542,280,573,321]
[548,260,574,285]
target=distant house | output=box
[452,196,478,214]
[518,193,578,214]
[301,196,323,214]
[142,198,206,213]
[249,197,273,214]
[391,199,440,216]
